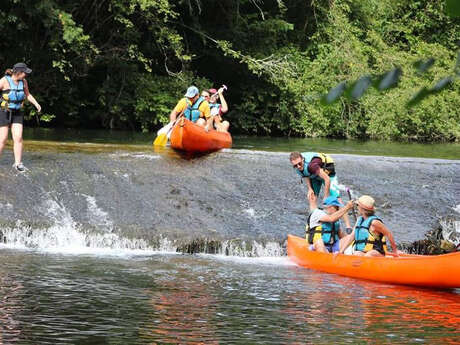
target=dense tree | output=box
[0,0,458,141]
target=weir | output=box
[0,147,458,256]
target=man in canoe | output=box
[307,193,354,253]
[170,86,212,131]
[338,195,399,257]
[290,151,352,231]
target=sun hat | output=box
[323,196,343,208]
[13,62,32,74]
[184,86,199,98]
[356,195,375,211]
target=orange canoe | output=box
[170,118,232,153]
[287,234,460,289]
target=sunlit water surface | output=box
[0,128,457,344]
[0,249,459,345]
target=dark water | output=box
[0,129,458,344]
[0,249,459,345]
[24,127,460,159]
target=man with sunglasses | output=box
[290,151,352,231]
[170,86,212,131]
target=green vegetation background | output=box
[1,0,459,142]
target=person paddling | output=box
[170,86,212,131]
[338,195,399,257]
[0,63,41,172]
[306,193,354,253]
[290,151,351,230]
[208,87,229,133]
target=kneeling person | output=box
[306,194,354,253]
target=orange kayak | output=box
[170,118,232,153]
[287,234,460,288]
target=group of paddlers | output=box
[290,152,399,257]
[169,85,230,133]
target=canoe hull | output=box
[287,234,460,288]
[170,118,232,153]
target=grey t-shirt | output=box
[309,208,327,228]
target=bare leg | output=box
[196,118,206,128]
[11,123,23,165]
[219,120,230,132]
[313,239,328,253]
[353,251,365,256]
[0,126,9,156]
[364,249,384,257]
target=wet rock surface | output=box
[0,149,457,253]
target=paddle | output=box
[346,187,357,221]
[153,112,184,146]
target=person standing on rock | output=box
[0,63,41,172]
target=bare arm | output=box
[218,92,228,113]
[0,77,6,91]
[317,168,331,198]
[304,177,315,198]
[23,80,41,112]
[307,192,318,212]
[319,201,354,223]
[27,94,41,112]
[169,109,180,122]
[372,221,399,255]
[339,230,355,254]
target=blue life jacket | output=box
[184,97,205,123]
[210,103,220,112]
[295,152,335,180]
[306,210,340,245]
[353,215,387,253]
[1,76,25,110]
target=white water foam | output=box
[0,199,177,257]
[219,239,285,257]
[83,194,113,232]
[1,198,287,258]
[453,204,460,214]
[203,254,294,266]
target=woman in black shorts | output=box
[0,63,41,172]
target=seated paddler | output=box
[306,193,354,253]
[170,86,212,131]
[338,195,399,257]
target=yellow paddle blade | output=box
[153,133,168,146]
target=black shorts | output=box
[0,109,24,127]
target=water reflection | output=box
[145,278,218,344]
[0,251,459,344]
[284,267,460,344]
[0,274,25,344]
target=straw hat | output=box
[356,195,375,211]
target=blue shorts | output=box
[309,241,340,253]
[311,175,341,198]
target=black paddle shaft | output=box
[347,188,358,221]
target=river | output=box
[0,129,458,344]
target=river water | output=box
[0,129,459,344]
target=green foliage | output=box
[0,0,458,142]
